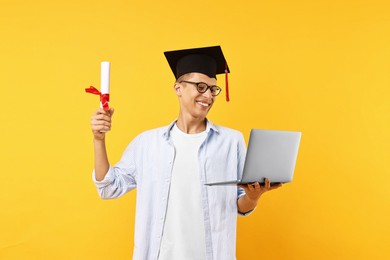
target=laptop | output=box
[205,129,302,186]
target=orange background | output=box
[1,0,389,259]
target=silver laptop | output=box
[205,129,302,186]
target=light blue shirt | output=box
[93,120,250,260]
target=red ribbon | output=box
[225,62,230,102]
[85,86,110,111]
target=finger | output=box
[253,182,261,190]
[93,114,112,122]
[238,186,248,194]
[95,108,107,115]
[265,178,271,189]
[91,120,111,130]
[91,120,111,128]
[92,124,110,132]
[238,185,251,194]
[91,119,111,127]
[92,121,111,130]
[91,116,111,124]
[247,183,255,192]
[94,108,112,116]
[109,108,115,116]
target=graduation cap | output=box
[164,46,231,101]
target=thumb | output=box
[109,108,115,117]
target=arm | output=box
[237,178,282,214]
[90,108,114,181]
[91,107,138,199]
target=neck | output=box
[176,112,207,134]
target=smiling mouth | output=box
[196,101,211,107]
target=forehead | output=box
[186,72,217,85]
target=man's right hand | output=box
[91,108,115,140]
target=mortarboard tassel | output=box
[225,62,230,102]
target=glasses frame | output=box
[179,80,222,96]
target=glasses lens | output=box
[210,86,221,96]
[197,83,208,93]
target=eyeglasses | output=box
[179,80,222,96]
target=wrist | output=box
[93,136,106,143]
[245,194,260,205]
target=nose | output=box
[202,87,213,98]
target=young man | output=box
[90,46,281,260]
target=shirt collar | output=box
[162,118,219,140]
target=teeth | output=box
[197,102,209,107]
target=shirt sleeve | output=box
[237,187,256,216]
[91,136,140,199]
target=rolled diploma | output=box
[100,61,110,108]
[100,61,110,133]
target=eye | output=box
[210,86,221,96]
[197,83,208,92]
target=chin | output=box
[192,110,210,120]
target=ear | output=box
[174,83,182,97]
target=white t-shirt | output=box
[158,124,208,260]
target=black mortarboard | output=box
[164,46,231,101]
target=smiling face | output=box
[174,72,217,121]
